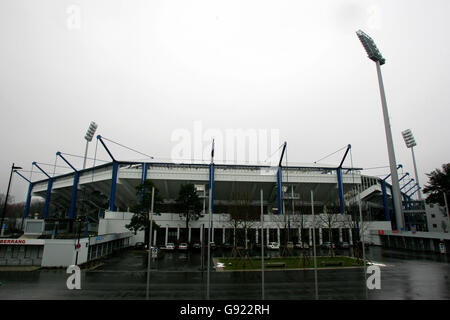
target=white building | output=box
[425,203,449,233]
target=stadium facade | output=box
[24,160,403,245]
[2,138,440,267]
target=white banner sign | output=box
[0,239,45,245]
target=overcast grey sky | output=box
[1,0,449,203]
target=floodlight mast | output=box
[356,30,404,231]
[402,129,422,200]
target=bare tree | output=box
[317,203,341,257]
[342,201,371,260]
[226,191,258,254]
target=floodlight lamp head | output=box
[356,30,386,65]
[401,129,417,148]
[84,121,98,142]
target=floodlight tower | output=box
[401,129,422,200]
[356,30,404,230]
[83,121,98,169]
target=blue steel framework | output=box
[56,152,80,220]
[380,165,402,228]
[32,162,53,219]
[21,149,372,225]
[14,170,32,229]
[97,135,119,212]
[140,162,149,204]
[379,165,425,231]
[336,144,352,215]
[277,142,287,215]
[401,178,415,192]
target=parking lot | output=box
[0,245,449,299]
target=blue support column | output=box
[24,183,33,219]
[381,180,390,221]
[14,170,33,229]
[277,167,283,214]
[140,163,149,204]
[334,144,351,215]
[69,172,79,220]
[109,162,119,211]
[337,168,345,214]
[43,179,53,219]
[21,183,33,230]
[56,152,80,220]
[32,162,52,219]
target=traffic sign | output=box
[151,247,158,258]
[439,242,446,254]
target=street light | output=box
[401,129,422,200]
[1,163,23,236]
[83,121,98,169]
[356,29,404,231]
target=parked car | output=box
[267,242,280,250]
[165,243,175,250]
[222,242,232,249]
[134,242,146,250]
[192,243,201,249]
[302,243,310,249]
[294,242,303,249]
[338,241,350,249]
[210,242,217,250]
[177,243,188,250]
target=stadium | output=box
[2,134,441,268]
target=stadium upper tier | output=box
[28,161,374,212]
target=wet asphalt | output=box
[0,246,449,300]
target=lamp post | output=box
[195,184,206,271]
[1,163,22,236]
[356,29,404,231]
[83,121,98,169]
[401,129,422,200]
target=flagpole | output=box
[207,139,214,300]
